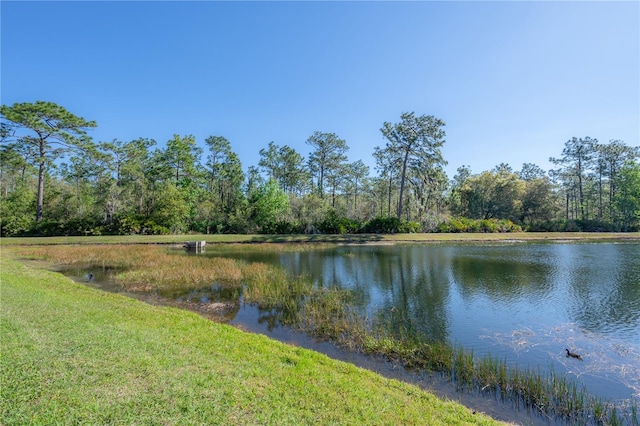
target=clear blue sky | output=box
[2,1,638,178]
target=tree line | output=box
[1,101,639,236]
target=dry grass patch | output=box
[9,245,245,292]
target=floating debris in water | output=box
[481,323,640,401]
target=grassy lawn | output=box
[0,255,503,425]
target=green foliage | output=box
[0,184,36,236]
[379,112,447,219]
[107,214,144,235]
[289,194,329,226]
[2,101,638,236]
[0,101,97,223]
[527,219,636,233]
[306,131,349,199]
[364,216,400,233]
[550,136,596,221]
[361,216,419,233]
[437,218,522,233]
[250,179,289,226]
[456,169,525,222]
[258,220,301,235]
[520,177,558,225]
[58,218,104,236]
[105,214,170,235]
[312,214,421,235]
[204,135,246,218]
[259,142,309,194]
[150,183,189,234]
[315,210,361,234]
[614,162,640,231]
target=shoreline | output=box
[2,231,639,246]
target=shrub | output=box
[33,220,65,236]
[259,220,301,234]
[360,216,419,234]
[60,218,103,236]
[140,220,170,235]
[109,215,144,235]
[362,217,401,233]
[525,219,624,232]
[316,211,361,234]
[397,220,420,233]
[436,218,522,233]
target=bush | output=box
[140,220,170,235]
[108,215,143,235]
[360,216,419,234]
[362,217,401,233]
[107,215,170,235]
[315,211,361,234]
[259,220,301,234]
[60,218,103,236]
[32,220,65,237]
[397,220,420,233]
[436,218,522,233]
[526,219,628,232]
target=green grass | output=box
[1,231,638,246]
[0,255,502,425]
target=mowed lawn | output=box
[0,255,503,425]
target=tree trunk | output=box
[387,174,393,216]
[397,152,410,218]
[319,167,324,199]
[36,140,46,222]
[353,178,358,213]
[597,171,603,219]
[577,159,585,220]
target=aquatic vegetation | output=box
[12,245,244,292]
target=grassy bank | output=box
[1,231,638,246]
[0,255,501,425]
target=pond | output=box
[62,241,639,424]
[207,242,640,402]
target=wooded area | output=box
[1,101,639,236]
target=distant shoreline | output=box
[1,232,639,246]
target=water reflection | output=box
[560,244,640,337]
[450,245,555,301]
[210,242,640,403]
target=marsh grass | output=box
[6,243,638,425]
[10,245,244,292]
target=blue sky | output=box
[2,1,638,178]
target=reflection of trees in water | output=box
[220,243,640,365]
[278,246,452,343]
[566,244,640,336]
[450,245,554,302]
[367,247,451,343]
[281,248,377,302]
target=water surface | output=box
[212,242,640,404]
